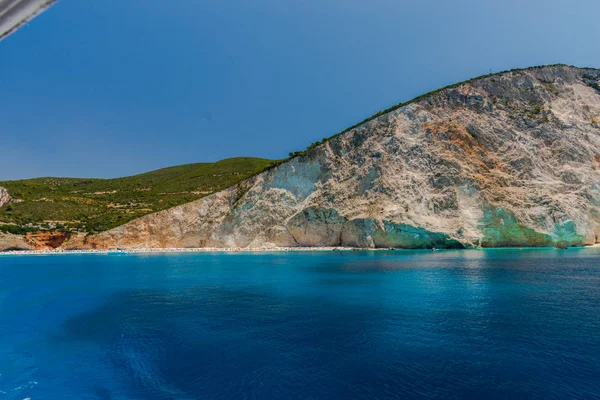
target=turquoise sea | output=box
[1,249,599,399]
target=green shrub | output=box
[0,225,39,235]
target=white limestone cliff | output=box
[64,65,600,250]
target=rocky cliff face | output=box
[0,231,72,252]
[25,231,72,250]
[66,65,600,249]
[0,233,30,251]
[0,186,13,207]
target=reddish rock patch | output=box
[25,232,71,250]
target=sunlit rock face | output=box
[0,233,30,251]
[0,186,13,207]
[73,65,600,249]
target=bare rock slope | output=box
[0,186,13,207]
[0,233,30,251]
[70,65,600,249]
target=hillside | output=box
[0,157,277,233]
[59,64,600,251]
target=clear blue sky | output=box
[1,0,598,179]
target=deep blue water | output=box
[1,249,600,399]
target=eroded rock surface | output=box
[0,186,13,207]
[25,232,71,250]
[0,233,31,251]
[71,65,600,249]
[0,231,73,251]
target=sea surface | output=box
[1,249,599,399]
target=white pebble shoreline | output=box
[0,247,387,256]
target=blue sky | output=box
[1,0,599,179]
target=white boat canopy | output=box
[0,0,56,41]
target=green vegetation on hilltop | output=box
[0,157,277,233]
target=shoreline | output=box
[0,247,373,256]
[1,244,599,256]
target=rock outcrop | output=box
[0,186,13,207]
[0,231,72,252]
[0,233,31,251]
[25,231,71,250]
[66,65,600,249]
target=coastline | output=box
[0,246,368,256]
[1,244,599,256]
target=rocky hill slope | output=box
[52,65,600,249]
